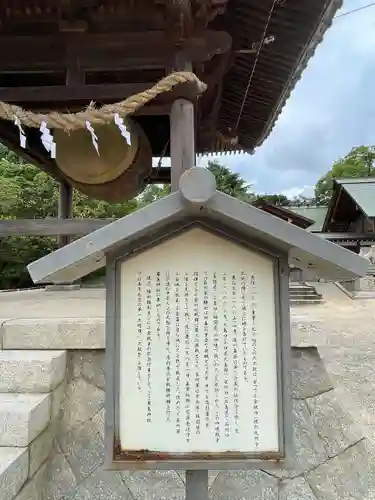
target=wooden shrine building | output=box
[0,0,342,242]
[319,178,375,252]
[252,200,315,230]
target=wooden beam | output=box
[0,79,203,104]
[0,219,115,237]
[0,31,231,71]
[0,83,152,103]
[165,0,193,41]
[58,181,73,247]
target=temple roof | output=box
[323,178,375,232]
[0,0,342,183]
[252,201,315,229]
[289,206,328,232]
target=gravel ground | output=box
[292,297,375,443]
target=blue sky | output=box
[197,0,375,197]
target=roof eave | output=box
[254,0,343,151]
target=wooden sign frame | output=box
[103,220,293,471]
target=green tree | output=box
[0,150,252,289]
[137,184,171,206]
[132,161,253,203]
[253,194,291,206]
[0,146,140,289]
[314,145,375,205]
[207,161,253,201]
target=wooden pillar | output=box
[170,56,196,192]
[58,181,73,248]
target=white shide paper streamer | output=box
[114,113,132,146]
[14,116,26,149]
[85,120,100,155]
[40,121,56,158]
[14,115,134,157]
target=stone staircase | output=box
[366,263,375,276]
[0,350,66,500]
[289,282,323,305]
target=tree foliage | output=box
[0,151,256,289]
[253,194,291,206]
[314,146,375,205]
[8,140,374,289]
[0,146,139,289]
[207,161,253,201]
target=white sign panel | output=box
[119,227,279,454]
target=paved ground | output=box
[1,285,375,443]
[291,289,375,443]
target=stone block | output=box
[279,477,316,500]
[67,351,105,389]
[209,470,278,500]
[67,352,85,381]
[0,350,66,393]
[0,447,29,500]
[51,381,66,421]
[270,400,328,479]
[81,351,105,390]
[307,439,370,499]
[291,347,333,399]
[125,470,185,500]
[0,393,51,446]
[70,470,132,500]
[92,408,105,440]
[29,425,54,478]
[57,422,104,483]
[44,444,77,500]
[59,378,104,432]
[15,463,47,500]
[359,277,375,290]
[307,390,362,458]
[2,319,105,350]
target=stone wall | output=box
[41,347,374,500]
[358,277,375,291]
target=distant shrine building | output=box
[256,178,375,286]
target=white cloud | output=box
[281,185,314,199]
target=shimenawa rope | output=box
[0,71,207,131]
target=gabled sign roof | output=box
[28,168,368,284]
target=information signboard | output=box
[118,227,281,459]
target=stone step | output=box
[290,290,322,296]
[0,394,51,447]
[0,351,66,393]
[289,289,322,296]
[0,447,28,500]
[291,298,323,305]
